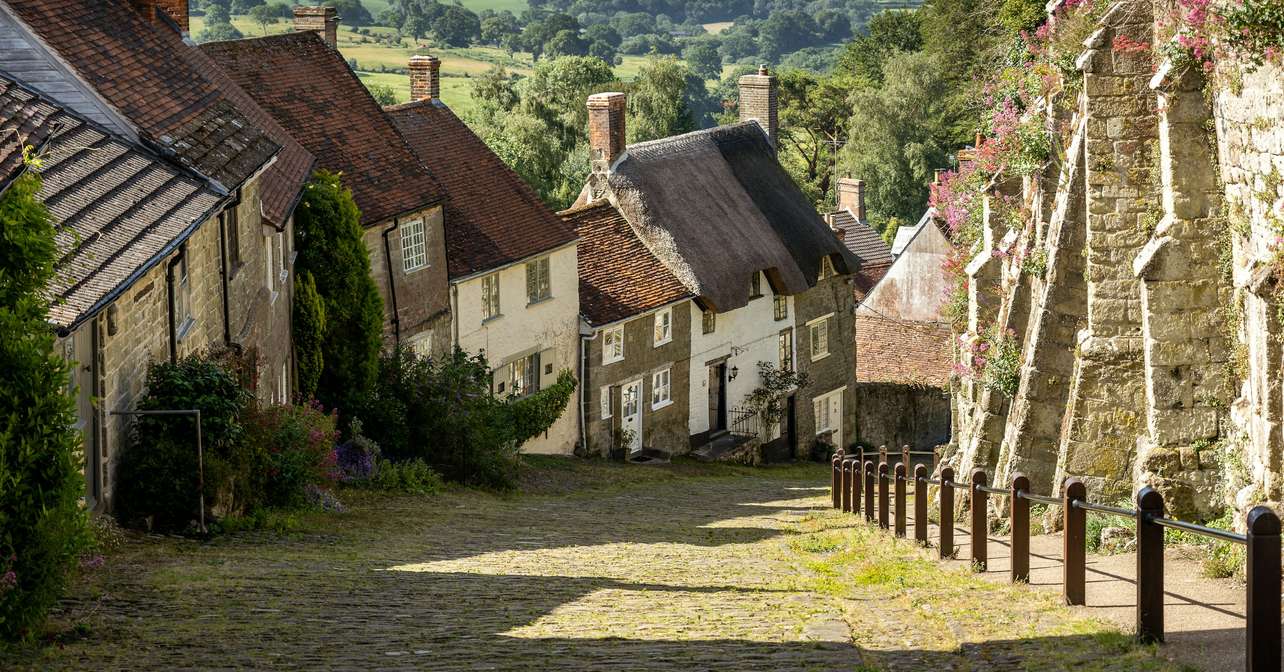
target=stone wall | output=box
[948,0,1284,520]
[364,205,453,358]
[855,383,950,451]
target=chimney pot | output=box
[738,66,778,150]
[409,55,441,102]
[294,5,339,50]
[587,92,627,171]
[129,0,189,34]
[836,178,867,222]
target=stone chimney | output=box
[738,65,778,149]
[129,0,189,34]
[408,55,441,102]
[294,6,339,50]
[836,178,866,221]
[587,92,627,172]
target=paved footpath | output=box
[6,467,1197,671]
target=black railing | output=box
[729,407,759,439]
[829,449,1282,671]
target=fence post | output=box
[840,457,853,513]
[970,469,988,571]
[878,462,890,529]
[831,449,842,508]
[902,445,911,472]
[1063,478,1086,606]
[940,466,954,559]
[914,463,928,544]
[879,444,887,468]
[1135,487,1165,644]
[1246,505,1281,672]
[894,462,907,538]
[864,461,875,523]
[1010,472,1030,584]
[849,456,862,516]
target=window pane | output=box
[401,220,427,272]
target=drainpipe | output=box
[216,190,240,346]
[166,256,180,364]
[450,283,460,348]
[381,218,401,344]
[578,331,593,454]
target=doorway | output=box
[708,362,727,435]
[621,379,643,454]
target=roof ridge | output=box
[623,120,761,155]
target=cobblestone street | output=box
[6,461,1186,671]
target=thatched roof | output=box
[596,122,858,312]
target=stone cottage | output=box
[386,57,582,455]
[0,0,312,509]
[201,12,452,358]
[574,68,859,460]
[561,200,694,460]
[826,178,894,299]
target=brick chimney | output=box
[129,0,189,34]
[738,65,778,149]
[587,92,627,172]
[836,178,866,221]
[408,55,441,102]
[294,5,339,50]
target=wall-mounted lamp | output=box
[729,365,739,381]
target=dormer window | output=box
[750,271,762,298]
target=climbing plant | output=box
[744,362,810,431]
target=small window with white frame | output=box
[526,256,551,304]
[651,368,671,408]
[808,315,831,361]
[600,386,612,419]
[508,352,541,399]
[401,219,428,272]
[778,329,794,371]
[481,273,500,321]
[602,324,625,364]
[702,309,716,334]
[653,306,672,346]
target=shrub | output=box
[114,355,254,531]
[294,171,384,423]
[367,459,443,495]
[335,419,380,483]
[292,270,326,402]
[0,171,90,641]
[244,402,340,509]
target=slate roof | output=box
[201,32,443,226]
[0,73,57,186]
[0,75,223,330]
[2,0,301,208]
[596,121,859,312]
[855,314,952,388]
[561,200,691,327]
[830,208,893,266]
[386,99,575,280]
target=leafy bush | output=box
[244,402,339,509]
[0,171,90,641]
[114,355,254,531]
[362,347,574,489]
[366,459,443,495]
[294,170,384,424]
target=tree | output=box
[0,168,89,641]
[834,9,924,88]
[197,20,243,43]
[837,51,957,229]
[626,56,708,143]
[545,28,588,57]
[205,2,231,23]
[329,0,374,27]
[432,5,481,47]
[365,82,398,106]
[520,55,617,151]
[248,4,277,35]
[293,270,326,402]
[776,69,852,206]
[292,171,384,421]
[480,12,519,45]
[684,39,723,80]
[584,23,621,48]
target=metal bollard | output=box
[939,466,954,559]
[1246,505,1281,672]
[914,464,928,544]
[878,462,890,529]
[1063,478,1086,606]
[971,469,988,571]
[894,462,906,538]
[1010,473,1030,584]
[831,449,842,509]
[864,461,875,523]
[1135,487,1164,644]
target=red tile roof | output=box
[854,262,892,300]
[561,200,692,327]
[200,32,442,225]
[4,0,306,213]
[855,314,952,388]
[386,99,576,279]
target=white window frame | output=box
[481,273,501,321]
[651,367,672,409]
[401,218,428,273]
[174,248,194,339]
[808,314,832,361]
[812,387,845,445]
[278,363,288,404]
[508,352,540,399]
[702,309,716,334]
[602,325,625,365]
[277,231,288,284]
[600,385,612,419]
[778,328,794,371]
[773,294,788,321]
[264,233,274,293]
[526,256,551,304]
[653,307,672,347]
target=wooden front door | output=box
[708,363,727,434]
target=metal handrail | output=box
[1152,517,1247,545]
[1072,500,1135,518]
[976,484,1007,495]
[1017,491,1062,506]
